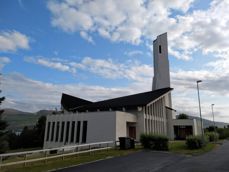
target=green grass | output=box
[1,148,142,172]
[169,141,217,156]
[1,142,218,172]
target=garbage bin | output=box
[119,137,131,150]
[130,138,135,149]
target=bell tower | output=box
[152,33,170,90]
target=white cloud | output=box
[0,30,30,52]
[47,0,229,62]
[80,31,94,44]
[0,57,11,70]
[25,56,153,81]
[125,50,143,57]
[1,73,136,112]
[47,0,194,45]
[24,56,76,73]
[24,54,229,97]
[47,0,195,58]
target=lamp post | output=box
[197,80,204,140]
[211,104,216,133]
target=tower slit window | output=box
[159,45,162,54]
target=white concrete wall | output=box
[44,111,116,149]
[44,111,137,149]
[195,119,202,135]
[115,111,137,140]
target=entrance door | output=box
[129,126,136,139]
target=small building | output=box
[43,33,201,149]
[172,119,202,140]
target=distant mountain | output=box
[3,108,33,116]
[2,108,53,132]
[36,110,53,116]
[179,115,229,128]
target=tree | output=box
[34,116,46,147]
[177,113,189,119]
[0,94,8,153]
[8,115,47,149]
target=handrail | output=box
[1,147,112,167]
[0,141,114,158]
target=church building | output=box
[43,33,201,149]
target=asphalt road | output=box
[56,141,229,172]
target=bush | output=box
[217,128,229,139]
[140,134,169,151]
[205,132,219,142]
[186,135,208,149]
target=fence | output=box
[0,141,114,168]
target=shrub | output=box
[186,135,208,149]
[205,132,219,142]
[140,134,169,151]
[217,128,229,139]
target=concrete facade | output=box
[44,111,138,149]
[43,92,173,149]
[153,33,170,90]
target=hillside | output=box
[2,108,52,131]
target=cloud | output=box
[24,56,76,73]
[25,56,153,81]
[1,73,136,112]
[47,0,193,45]
[125,50,143,57]
[24,54,229,97]
[80,31,94,44]
[79,57,150,80]
[0,57,11,70]
[0,30,30,52]
[47,0,229,62]
[24,50,229,101]
[170,57,229,96]
[47,0,194,59]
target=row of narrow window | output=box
[46,120,88,144]
[146,98,164,118]
[145,118,165,134]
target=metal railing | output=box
[0,141,114,168]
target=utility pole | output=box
[197,80,204,141]
[211,104,216,133]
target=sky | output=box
[0,0,229,123]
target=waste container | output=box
[130,138,135,149]
[119,137,132,150]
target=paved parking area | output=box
[57,141,229,172]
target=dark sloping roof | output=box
[76,87,173,112]
[61,93,92,111]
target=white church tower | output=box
[152,33,170,90]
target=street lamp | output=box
[211,104,216,133]
[197,80,204,140]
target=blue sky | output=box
[0,0,229,122]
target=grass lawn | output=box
[1,148,142,172]
[1,142,219,172]
[169,141,217,156]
